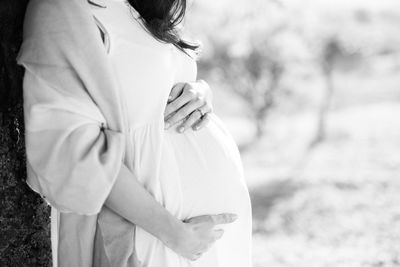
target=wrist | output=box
[157,215,187,249]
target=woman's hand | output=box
[164,80,213,133]
[164,213,238,261]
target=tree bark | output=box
[0,1,52,266]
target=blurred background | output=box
[185,0,400,266]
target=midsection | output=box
[167,123,248,219]
[127,115,249,221]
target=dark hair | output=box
[126,0,199,53]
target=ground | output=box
[230,102,400,266]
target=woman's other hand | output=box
[164,80,213,133]
[165,213,238,261]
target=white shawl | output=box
[17,0,140,266]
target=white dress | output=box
[91,1,252,266]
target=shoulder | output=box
[18,0,105,67]
[23,0,93,39]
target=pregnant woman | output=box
[18,0,252,266]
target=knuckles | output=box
[166,103,178,114]
[185,88,197,99]
[189,255,200,261]
[194,97,205,105]
[191,110,202,120]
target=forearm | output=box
[105,163,183,246]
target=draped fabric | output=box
[17,0,139,265]
[18,0,127,216]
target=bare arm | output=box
[104,163,182,248]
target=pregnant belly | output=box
[162,114,250,220]
[130,116,252,266]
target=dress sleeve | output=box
[22,65,126,215]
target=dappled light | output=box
[186,0,400,266]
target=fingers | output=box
[168,83,185,103]
[189,254,202,261]
[192,110,211,131]
[165,81,214,132]
[179,104,213,132]
[187,235,219,261]
[210,213,238,225]
[183,214,211,224]
[184,213,238,226]
[183,214,218,231]
[177,109,203,133]
[164,83,198,119]
[181,214,231,262]
[165,97,204,131]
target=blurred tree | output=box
[311,37,344,146]
[301,9,371,147]
[206,39,285,141]
[188,0,400,149]
[191,0,292,145]
[0,0,51,266]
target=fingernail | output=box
[177,126,184,133]
[193,126,199,131]
[230,214,238,221]
[164,122,170,129]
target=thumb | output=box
[212,229,225,241]
[168,83,185,103]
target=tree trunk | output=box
[310,65,334,148]
[0,1,52,266]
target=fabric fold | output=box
[17,0,128,215]
[22,66,125,215]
